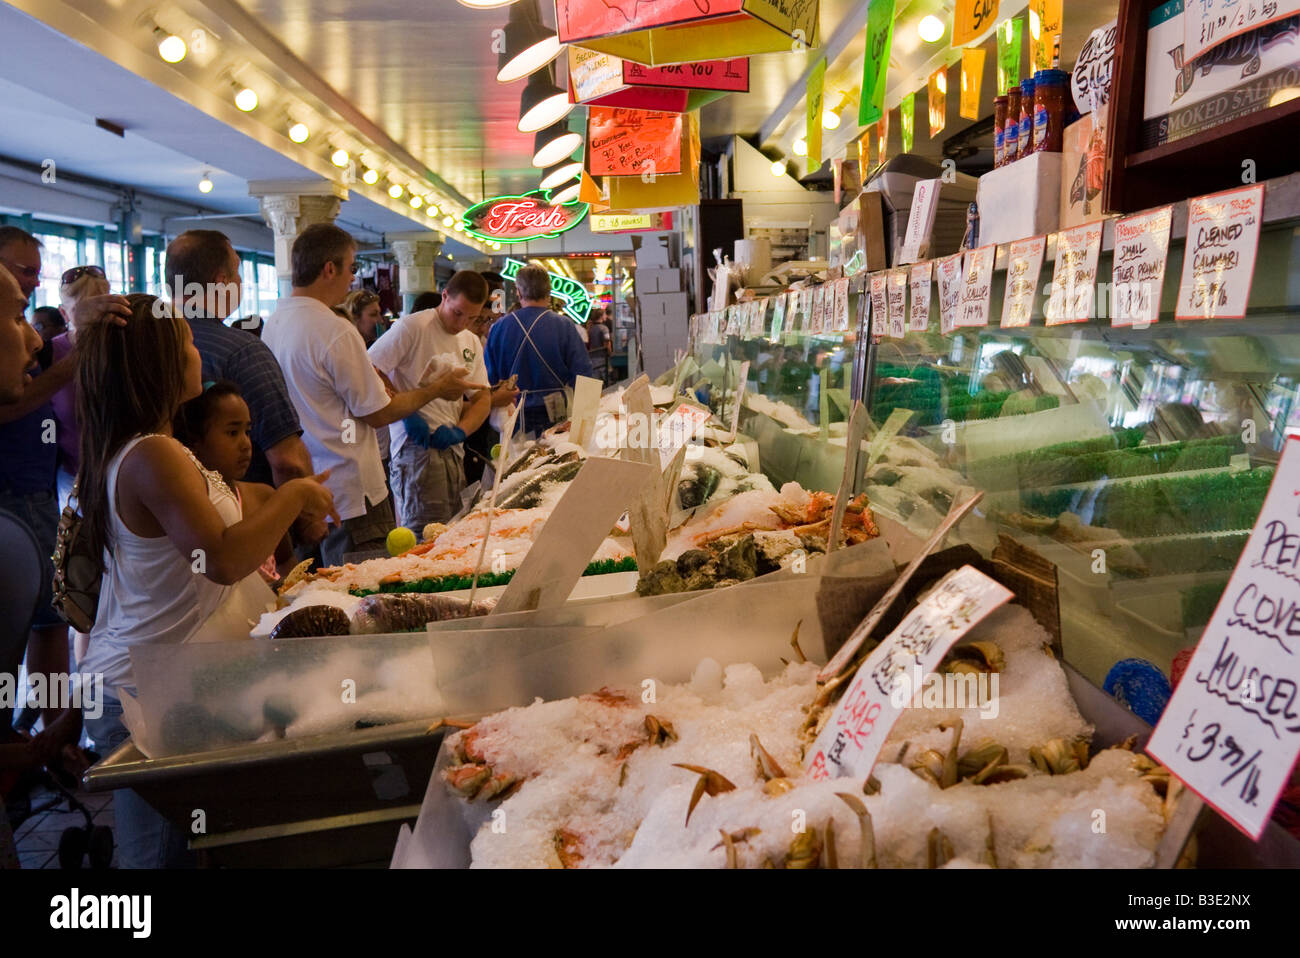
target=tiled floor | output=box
[10,784,117,870]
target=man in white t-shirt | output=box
[369,270,518,528]
[263,224,479,565]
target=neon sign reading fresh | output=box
[462,189,588,243]
[502,257,593,324]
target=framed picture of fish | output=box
[1106,0,1300,213]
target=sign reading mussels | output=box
[462,189,588,243]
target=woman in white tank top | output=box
[73,294,338,868]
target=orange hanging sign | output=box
[588,107,684,177]
[952,0,1000,47]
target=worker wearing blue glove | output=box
[402,413,466,451]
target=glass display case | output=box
[862,173,1300,693]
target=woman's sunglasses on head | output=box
[61,264,106,285]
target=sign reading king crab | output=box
[462,189,589,243]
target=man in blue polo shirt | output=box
[485,262,593,437]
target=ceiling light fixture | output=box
[532,122,584,167]
[409,195,423,208]
[497,2,563,83]
[792,137,808,156]
[453,221,465,232]
[288,122,309,143]
[518,68,572,133]
[540,158,583,189]
[551,181,581,204]
[156,32,187,63]
[198,171,214,193]
[330,148,350,167]
[362,168,379,185]
[918,15,946,43]
[389,183,404,199]
[427,203,440,216]
[822,108,841,130]
[770,158,787,177]
[234,87,258,112]
[442,215,454,227]
[457,0,520,8]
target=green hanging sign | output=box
[900,92,915,153]
[502,257,593,324]
[807,57,826,169]
[858,0,896,127]
[997,17,1024,96]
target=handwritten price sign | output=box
[1001,236,1046,328]
[1112,206,1172,328]
[1176,184,1264,321]
[806,566,1013,780]
[587,107,682,177]
[1148,438,1300,838]
[909,261,933,331]
[937,253,964,334]
[870,273,888,337]
[1046,222,1104,325]
[956,244,996,327]
[887,269,908,338]
[1185,0,1300,63]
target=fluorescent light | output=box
[157,34,187,63]
[330,149,350,167]
[918,15,945,43]
[362,168,379,184]
[288,122,309,143]
[235,88,258,112]
[388,183,404,198]
[770,159,787,177]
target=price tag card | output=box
[830,277,848,331]
[770,292,787,340]
[956,244,996,327]
[1176,184,1265,321]
[887,269,908,338]
[1046,222,1104,325]
[908,261,933,331]
[899,178,942,264]
[1112,206,1173,328]
[937,253,964,334]
[1185,0,1300,63]
[870,273,889,337]
[816,284,831,332]
[1001,236,1046,328]
[1148,438,1300,839]
[805,565,1014,780]
[657,401,713,466]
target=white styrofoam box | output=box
[636,267,683,294]
[976,152,1063,248]
[633,233,673,268]
[639,292,689,319]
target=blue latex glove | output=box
[402,413,431,446]
[427,425,466,450]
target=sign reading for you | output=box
[1176,184,1264,321]
[1148,438,1300,839]
[588,107,683,178]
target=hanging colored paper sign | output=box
[908,261,932,331]
[869,273,888,337]
[859,0,896,126]
[997,18,1024,95]
[857,132,871,176]
[590,210,674,232]
[953,0,1000,47]
[1176,184,1265,321]
[876,109,890,165]
[937,253,964,334]
[1111,206,1172,328]
[960,48,986,120]
[835,277,851,331]
[1184,0,1300,63]
[1147,438,1300,840]
[807,58,826,169]
[1046,221,1104,325]
[1029,0,1062,73]
[957,244,996,327]
[623,57,750,92]
[606,111,701,211]
[887,269,908,338]
[928,67,948,138]
[556,0,821,66]
[1001,235,1046,327]
[588,107,683,177]
[900,92,915,153]
[570,47,626,102]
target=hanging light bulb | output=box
[532,122,583,168]
[540,159,583,190]
[792,137,808,156]
[457,0,519,7]
[362,168,379,185]
[330,148,350,168]
[157,33,187,63]
[427,203,440,216]
[497,3,563,83]
[918,15,945,43]
[234,87,258,112]
[518,68,572,133]
[822,107,841,130]
[551,181,581,204]
[442,215,454,227]
[453,221,465,232]
[770,158,788,177]
[288,122,309,143]
[388,183,404,199]
[409,195,423,209]
[198,171,214,193]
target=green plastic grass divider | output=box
[348,554,639,598]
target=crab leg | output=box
[836,792,877,868]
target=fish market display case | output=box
[862,172,1300,698]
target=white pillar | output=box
[249,180,348,297]
[388,232,445,313]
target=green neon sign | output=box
[502,257,593,324]
[462,189,588,244]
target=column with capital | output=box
[389,232,444,314]
[249,180,348,297]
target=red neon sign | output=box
[462,190,588,243]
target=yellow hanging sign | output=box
[952,0,1001,47]
[1029,0,1063,72]
[806,58,826,169]
[960,47,986,120]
